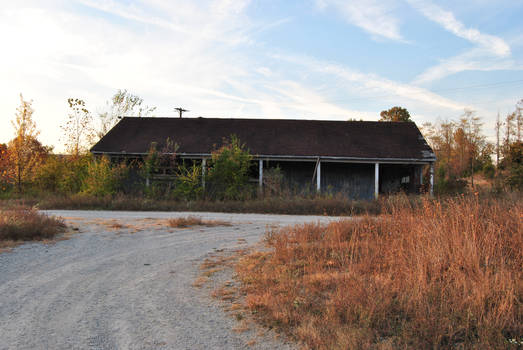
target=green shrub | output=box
[82,156,128,196]
[206,135,252,200]
[172,162,203,200]
[34,155,90,194]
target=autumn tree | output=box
[98,89,156,138]
[0,143,11,191]
[61,98,95,157]
[379,106,412,122]
[8,94,50,192]
[422,110,491,192]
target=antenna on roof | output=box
[174,107,189,118]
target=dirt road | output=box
[0,211,339,350]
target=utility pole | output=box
[174,107,189,118]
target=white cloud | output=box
[406,0,510,56]
[414,48,518,84]
[407,0,514,84]
[315,0,403,41]
[274,54,470,112]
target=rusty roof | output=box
[90,117,435,162]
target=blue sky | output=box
[1,0,522,150]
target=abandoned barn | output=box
[90,117,436,199]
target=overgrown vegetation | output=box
[0,206,65,245]
[235,195,522,349]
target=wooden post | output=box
[374,163,379,199]
[259,159,263,188]
[316,160,321,192]
[202,158,206,189]
[429,163,434,197]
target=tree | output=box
[458,109,487,188]
[98,89,156,138]
[495,112,502,168]
[61,98,95,157]
[0,143,11,192]
[516,99,522,142]
[502,141,523,190]
[379,106,412,122]
[8,94,50,192]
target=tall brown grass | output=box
[168,215,231,228]
[0,206,66,243]
[236,196,522,349]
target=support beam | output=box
[259,159,263,188]
[429,163,434,197]
[374,163,379,199]
[202,158,206,189]
[420,165,424,186]
[316,160,321,192]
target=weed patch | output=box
[0,206,66,244]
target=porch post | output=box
[202,158,206,189]
[259,159,263,188]
[429,162,434,197]
[316,160,321,192]
[374,163,379,199]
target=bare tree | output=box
[495,112,502,168]
[61,98,95,157]
[98,89,156,138]
[516,99,522,142]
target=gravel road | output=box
[0,211,340,350]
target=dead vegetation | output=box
[235,195,523,349]
[168,216,231,228]
[0,206,66,249]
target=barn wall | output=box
[321,162,375,199]
[264,161,375,199]
[263,161,423,199]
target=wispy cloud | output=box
[408,0,514,84]
[315,0,403,41]
[414,48,518,84]
[406,0,510,56]
[274,54,469,112]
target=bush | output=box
[236,196,522,349]
[172,162,203,200]
[206,135,252,200]
[33,155,90,194]
[82,156,128,196]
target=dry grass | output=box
[236,195,523,349]
[32,193,384,216]
[168,216,231,228]
[0,206,66,244]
